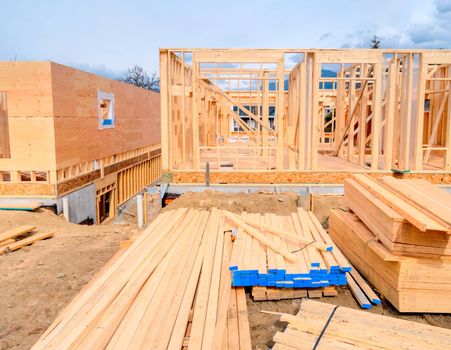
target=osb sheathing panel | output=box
[171,171,451,185]
[0,62,54,117]
[0,183,55,196]
[50,63,161,168]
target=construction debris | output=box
[270,299,451,349]
[330,175,451,312]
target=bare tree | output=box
[121,65,160,92]
[370,35,381,49]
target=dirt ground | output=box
[163,190,299,215]
[1,191,450,349]
[0,208,140,350]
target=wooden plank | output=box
[272,299,451,349]
[223,211,300,262]
[236,287,252,350]
[380,176,451,228]
[349,267,381,305]
[0,225,36,243]
[0,231,54,254]
[226,210,332,251]
[352,174,448,232]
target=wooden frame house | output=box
[160,49,451,184]
[0,62,161,223]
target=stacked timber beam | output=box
[32,208,251,350]
[329,174,451,312]
[270,299,451,349]
[224,209,350,292]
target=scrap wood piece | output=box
[222,210,299,262]
[0,225,36,243]
[352,174,448,232]
[271,299,451,349]
[349,266,381,305]
[307,211,351,271]
[0,231,54,254]
[225,210,333,251]
[346,272,372,309]
[0,238,15,248]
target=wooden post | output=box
[262,70,269,157]
[298,60,306,170]
[413,54,426,170]
[447,66,451,171]
[160,50,170,171]
[192,61,200,170]
[276,59,284,170]
[400,54,414,170]
[384,57,397,170]
[371,61,383,170]
[310,59,321,170]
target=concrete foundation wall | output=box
[62,184,96,224]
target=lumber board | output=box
[329,209,451,312]
[33,207,253,350]
[271,299,451,349]
[380,176,451,229]
[228,210,349,290]
[351,174,448,232]
[0,225,35,243]
[0,231,53,254]
[344,178,451,255]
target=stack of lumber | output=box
[270,299,451,349]
[344,175,451,257]
[225,209,351,289]
[0,225,54,254]
[32,208,251,350]
[252,286,337,301]
[330,174,451,312]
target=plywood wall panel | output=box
[8,116,56,170]
[50,63,160,168]
[0,62,54,117]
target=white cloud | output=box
[341,0,451,49]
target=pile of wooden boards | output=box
[225,209,350,289]
[32,208,252,350]
[270,299,451,349]
[252,286,338,301]
[330,174,451,312]
[0,225,54,255]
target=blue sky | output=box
[1,0,450,79]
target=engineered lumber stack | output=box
[32,208,252,350]
[226,209,351,290]
[271,299,451,349]
[329,174,451,312]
